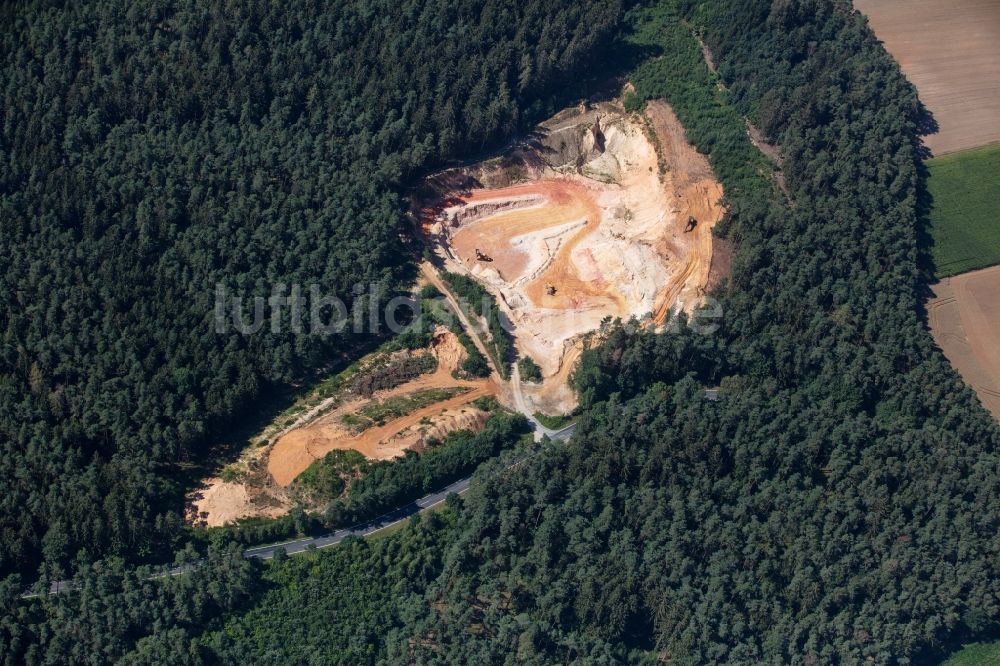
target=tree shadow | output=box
[524,38,660,126]
[912,102,942,337]
[913,101,939,288]
[914,158,937,289]
[914,100,939,160]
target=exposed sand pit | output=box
[268,384,492,486]
[423,99,724,412]
[187,328,496,524]
[928,265,1000,420]
[189,97,727,525]
[186,479,289,528]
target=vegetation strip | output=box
[439,271,514,378]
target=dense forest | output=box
[0,0,622,577]
[3,0,1000,663]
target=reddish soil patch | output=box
[268,385,493,486]
[448,180,602,291]
[707,236,736,292]
[267,330,496,486]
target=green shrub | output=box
[518,356,543,382]
[461,349,492,378]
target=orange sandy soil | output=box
[855,0,1000,156]
[187,329,496,525]
[644,100,724,323]
[424,98,724,414]
[928,265,1000,420]
[266,329,495,487]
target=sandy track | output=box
[419,263,504,378]
[855,0,1000,155]
[267,328,496,486]
[928,264,1000,419]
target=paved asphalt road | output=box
[25,385,719,596]
[23,423,575,597]
[243,476,472,559]
[244,421,576,560]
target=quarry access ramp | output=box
[420,261,557,437]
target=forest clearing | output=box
[854,0,1000,155]
[186,95,725,526]
[420,98,723,414]
[928,264,1000,420]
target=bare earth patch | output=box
[928,265,1000,420]
[266,328,495,486]
[186,328,496,523]
[185,479,288,528]
[855,0,1000,155]
[422,99,724,414]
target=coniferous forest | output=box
[2,0,999,664]
[0,0,621,577]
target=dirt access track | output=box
[187,329,496,526]
[928,265,1000,420]
[420,98,724,413]
[855,0,1000,156]
[266,330,496,487]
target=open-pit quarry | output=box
[186,96,726,527]
[421,98,724,414]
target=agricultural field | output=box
[854,0,1000,156]
[925,144,1000,278]
[928,265,1000,420]
[942,640,1000,666]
